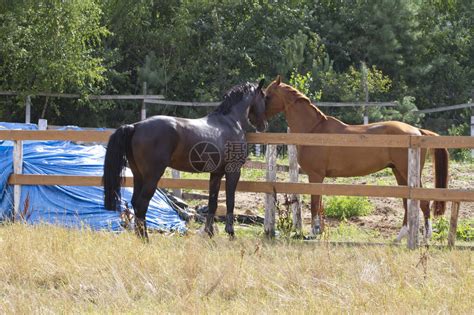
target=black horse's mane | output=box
[212,82,257,115]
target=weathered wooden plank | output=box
[407,147,421,249]
[38,119,48,130]
[411,188,474,202]
[10,174,474,201]
[288,128,302,233]
[0,130,113,142]
[316,101,398,107]
[144,99,220,107]
[0,91,164,100]
[417,103,472,114]
[265,145,277,237]
[471,114,474,158]
[141,82,147,120]
[25,96,31,124]
[448,202,461,248]
[7,174,410,196]
[13,141,23,220]
[246,133,410,147]
[411,135,474,148]
[2,131,474,150]
[171,169,182,198]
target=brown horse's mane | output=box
[281,83,328,120]
[212,82,257,115]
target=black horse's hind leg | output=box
[205,172,224,237]
[224,170,241,239]
[134,170,165,241]
[128,158,143,210]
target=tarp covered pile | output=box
[0,122,186,232]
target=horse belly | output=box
[325,147,390,177]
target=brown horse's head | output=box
[264,75,287,119]
[248,78,268,132]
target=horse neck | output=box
[228,96,252,125]
[284,98,326,133]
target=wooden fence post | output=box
[141,82,147,121]
[287,128,302,233]
[255,144,261,157]
[171,169,182,198]
[470,110,473,158]
[448,201,460,248]
[25,96,31,124]
[362,62,369,125]
[264,144,277,237]
[38,119,48,130]
[13,140,23,221]
[407,139,421,249]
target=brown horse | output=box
[264,76,448,241]
[103,80,267,240]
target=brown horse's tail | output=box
[419,129,449,216]
[103,124,135,211]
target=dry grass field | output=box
[1,224,473,314]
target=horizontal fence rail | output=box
[1,130,473,149]
[144,99,398,108]
[2,130,473,203]
[0,91,164,100]
[7,175,474,202]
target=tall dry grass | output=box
[0,223,473,314]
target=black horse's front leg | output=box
[205,172,224,237]
[224,170,241,239]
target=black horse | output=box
[103,80,267,239]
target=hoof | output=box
[225,224,234,237]
[424,220,433,240]
[200,223,219,238]
[311,225,322,236]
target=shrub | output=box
[432,216,449,242]
[324,196,373,219]
[433,217,474,242]
[457,220,474,242]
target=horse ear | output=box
[257,78,265,90]
[275,75,281,85]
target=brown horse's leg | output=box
[224,170,241,239]
[308,173,324,235]
[418,151,432,241]
[205,172,224,237]
[392,168,409,242]
[419,182,432,241]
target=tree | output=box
[0,0,108,119]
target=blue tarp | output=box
[0,122,186,232]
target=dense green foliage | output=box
[0,0,472,133]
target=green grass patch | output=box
[326,221,380,242]
[324,196,374,219]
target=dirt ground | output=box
[185,160,473,238]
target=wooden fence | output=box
[1,130,473,249]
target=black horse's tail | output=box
[103,124,135,211]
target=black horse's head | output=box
[214,79,268,132]
[248,78,268,132]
